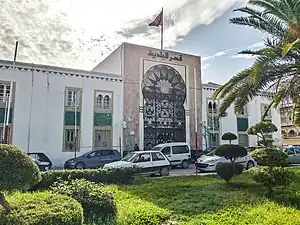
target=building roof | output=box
[0,59,123,82]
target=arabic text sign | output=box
[147,50,183,62]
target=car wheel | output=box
[75,162,85,169]
[246,161,255,170]
[160,167,170,176]
[181,160,189,169]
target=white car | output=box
[196,150,256,172]
[152,142,191,168]
[103,151,171,176]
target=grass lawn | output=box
[106,168,300,225]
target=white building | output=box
[202,82,282,149]
[0,60,123,167]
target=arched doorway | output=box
[142,64,186,150]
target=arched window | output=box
[213,102,217,113]
[289,130,296,137]
[208,101,212,113]
[103,95,110,109]
[96,94,103,108]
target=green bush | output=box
[215,144,247,160]
[250,147,288,167]
[250,166,294,195]
[0,191,83,225]
[0,145,41,213]
[32,167,136,190]
[216,163,244,183]
[0,145,41,191]
[221,132,237,144]
[51,179,116,218]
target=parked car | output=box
[64,149,121,169]
[282,146,300,164]
[196,149,256,172]
[152,142,191,168]
[28,152,52,171]
[103,151,170,176]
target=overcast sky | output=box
[0,0,264,84]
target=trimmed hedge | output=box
[0,144,41,191]
[51,179,116,218]
[216,162,244,183]
[31,168,136,190]
[0,191,83,225]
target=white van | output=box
[152,142,191,168]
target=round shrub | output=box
[221,132,237,143]
[0,191,83,225]
[0,145,41,213]
[215,144,247,160]
[51,179,116,218]
[216,163,244,183]
[250,147,288,167]
[250,166,294,196]
[0,145,41,191]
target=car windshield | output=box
[121,152,138,162]
[151,146,162,151]
[205,149,216,156]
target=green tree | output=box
[215,144,247,182]
[247,121,292,196]
[213,0,300,125]
[247,121,278,147]
[0,145,41,213]
[221,132,237,144]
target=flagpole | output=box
[194,68,198,175]
[4,41,18,144]
[74,93,77,158]
[161,7,163,50]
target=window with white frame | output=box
[0,125,12,144]
[95,92,111,110]
[0,84,10,103]
[262,104,272,118]
[94,129,111,148]
[66,89,80,107]
[238,133,249,147]
[64,128,80,150]
[96,94,103,108]
[240,105,248,116]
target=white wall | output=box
[92,44,123,74]
[202,84,282,148]
[0,64,123,167]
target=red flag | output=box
[149,9,163,27]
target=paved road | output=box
[169,165,216,177]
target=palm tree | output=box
[213,0,300,125]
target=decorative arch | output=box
[289,129,296,137]
[281,130,287,138]
[103,95,110,109]
[142,64,186,149]
[96,94,103,108]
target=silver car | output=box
[282,146,300,164]
[64,149,121,169]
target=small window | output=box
[135,153,151,163]
[285,148,295,155]
[65,128,80,150]
[101,150,114,156]
[151,152,165,161]
[172,145,189,154]
[0,84,10,103]
[96,94,103,108]
[66,89,80,107]
[103,95,110,109]
[295,147,300,154]
[161,147,171,155]
[87,151,97,158]
[94,130,111,148]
